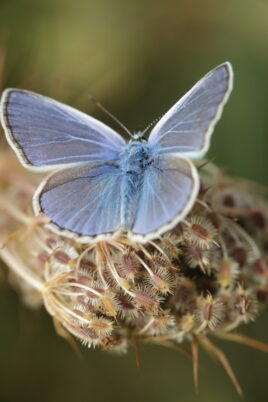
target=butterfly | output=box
[0,62,233,244]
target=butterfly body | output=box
[0,62,233,243]
[118,138,156,228]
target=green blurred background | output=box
[1,0,268,401]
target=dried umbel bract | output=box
[1,152,268,394]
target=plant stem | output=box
[0,248,44,292]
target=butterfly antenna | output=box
[88,95,134,138]
[141,114,163,137]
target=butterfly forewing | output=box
[1,89,125,171]
[148,63,233,159]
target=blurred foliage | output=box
[0,0,268,401]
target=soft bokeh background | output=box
[0,0,268,401]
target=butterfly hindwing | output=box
[127,156,199,242]
[148,63,233,159]
[34,163,124,242]
[0,89,125,171]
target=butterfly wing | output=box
[127,156,199,243]
[148,62,233,158]
[0,89,125,171]
[33,163,124,242]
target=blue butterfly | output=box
[0,62,233,243]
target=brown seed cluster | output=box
[1,151,268,392]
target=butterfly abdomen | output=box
[119,141,154,229]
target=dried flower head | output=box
[1,151,268,395]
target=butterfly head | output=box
[130,131,146,143]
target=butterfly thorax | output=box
[119,140,153,174]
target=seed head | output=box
[1,151,268,394]
[196,293,224,331]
